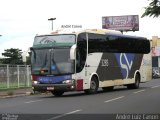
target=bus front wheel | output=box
[84,76,99,94]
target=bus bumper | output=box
[32,83,76,92]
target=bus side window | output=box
[76,49,81,70]
[76,33,87,73]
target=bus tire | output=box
[84,76,99,94]
[51,91,64,97]
[102,86,114,92]
[127,73,140,89]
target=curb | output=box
[0,92,32,99]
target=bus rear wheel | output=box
[51,91,64,97]
[84,76,98,94]
[127,74,140,89]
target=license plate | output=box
[47,87,54,90]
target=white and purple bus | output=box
[31,29,151,96]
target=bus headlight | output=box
[33,81,40,84]
[62,80,74,84]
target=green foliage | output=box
[142,0,160,18]
[0,48,23,64]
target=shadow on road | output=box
[38,86,149,99]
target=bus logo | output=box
[115,53,134,79]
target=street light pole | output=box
[48,18,56,31]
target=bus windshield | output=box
[31,34,76,75]
[31,48,75,75]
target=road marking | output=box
[104,96,124,103]
[151,85,160,89]
[133,90,145,94]
[24,100,43,104]
[47,109,82,120]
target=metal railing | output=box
[0,64,159,89]
[0,65,31,89]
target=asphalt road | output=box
[0,79,160,120]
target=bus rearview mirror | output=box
[70,44,76,60]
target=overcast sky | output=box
[0,0,160,56]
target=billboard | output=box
[102,15,139,31]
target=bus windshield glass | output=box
[31,34,76,75]
[31,48,74,75]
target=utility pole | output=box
[48,18,56,31]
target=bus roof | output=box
[36,29,147,40]
[77,29,122,35]
[40,29,122,36]
[105,33,147,40]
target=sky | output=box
[0,0,160,57]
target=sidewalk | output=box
[0,88,33,98]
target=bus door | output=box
[76,32,88,89]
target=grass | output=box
[0,82,31,90]
[0,87,32,91]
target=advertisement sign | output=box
[102,15,139,31]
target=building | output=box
[151,36,160,78]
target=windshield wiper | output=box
[51,59,62,74]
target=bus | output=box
[31,29,151,96]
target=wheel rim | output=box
[136,80,139,86]
[91,81,96,90]
[135,76,140,87]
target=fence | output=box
[0,64,158,89]
[0,65,31,89]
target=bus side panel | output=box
[84,53,103,89]
[140,53,152,82]
[85,52,145,88]
[96,53,124,81]
[95,53,146,87]
[96,53,144,81]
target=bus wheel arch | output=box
[84,74,99,94]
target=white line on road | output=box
[47,109,82,120]
[151,85,160,89]
[24,99,43,104]
[133,90,145,94]
[104,96,125,103]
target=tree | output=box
[0,48,23,64]
[26,52,31,65]
[142,0,160,17]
